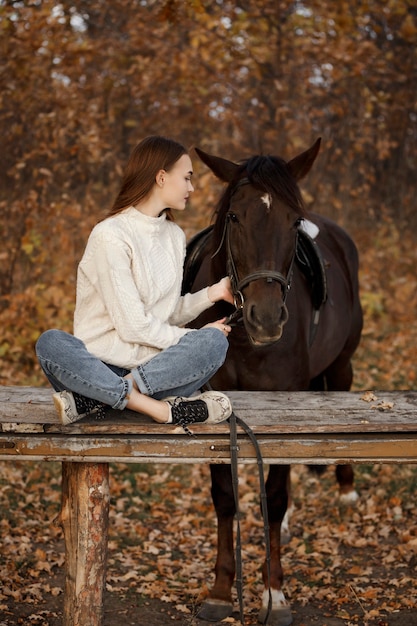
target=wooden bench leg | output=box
[61,462,110,626]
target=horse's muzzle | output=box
[245,302,289,347]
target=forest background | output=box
[1,2,417,625]
[0,0,416,390]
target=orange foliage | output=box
[353,221,417,391]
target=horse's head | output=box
[195,139,321,346]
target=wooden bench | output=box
[1,386,417,625]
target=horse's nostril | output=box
[250,304,273,329]
[247,301,289,331]
[247,303,259,327]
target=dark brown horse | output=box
[185,139,363,625]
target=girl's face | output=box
[160,154,194,211]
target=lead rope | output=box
[228,411,273,625]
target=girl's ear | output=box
[156,169,166,187]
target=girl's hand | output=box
[208,277,234,305]
[203,318,232,336]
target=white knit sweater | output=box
[74,206,213,369]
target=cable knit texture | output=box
[74,206,212,368]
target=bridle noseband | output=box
[213,177,297,325]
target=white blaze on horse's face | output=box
[260,192,272,210]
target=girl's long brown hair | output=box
[105,136,188,220]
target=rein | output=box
[194,388,272,624]
[228,411,273,625]
[213,177,297,326]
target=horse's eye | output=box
[294,218,303,229]
[228,212,239,223]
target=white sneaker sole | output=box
[53,391,81,426]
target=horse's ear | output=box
[287,138,321,181]
[194,147,239,183]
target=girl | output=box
[36,136,233,431]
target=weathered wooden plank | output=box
[60,462,109,626]
[1,387,417,465]
[0,386,52,403]
[4,387,416,410]
[1,432,417,464]
[1,389,417,435]
[0,387,57,423]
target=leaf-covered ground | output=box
[1,460,417,625]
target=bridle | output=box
[213,177,298,325]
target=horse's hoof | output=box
[258,605,293,626]
[280,526,291,545]
[197,598,234,622]
[339,489,359,505]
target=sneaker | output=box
[53,390,107,425]
[164,391,232,431]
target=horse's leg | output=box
[324,359,359,504]
[336,464,359,503]
[259,464,293,626]
[197,464,235,622]
[280,470,293,545]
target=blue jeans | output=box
[35,329,228,410]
